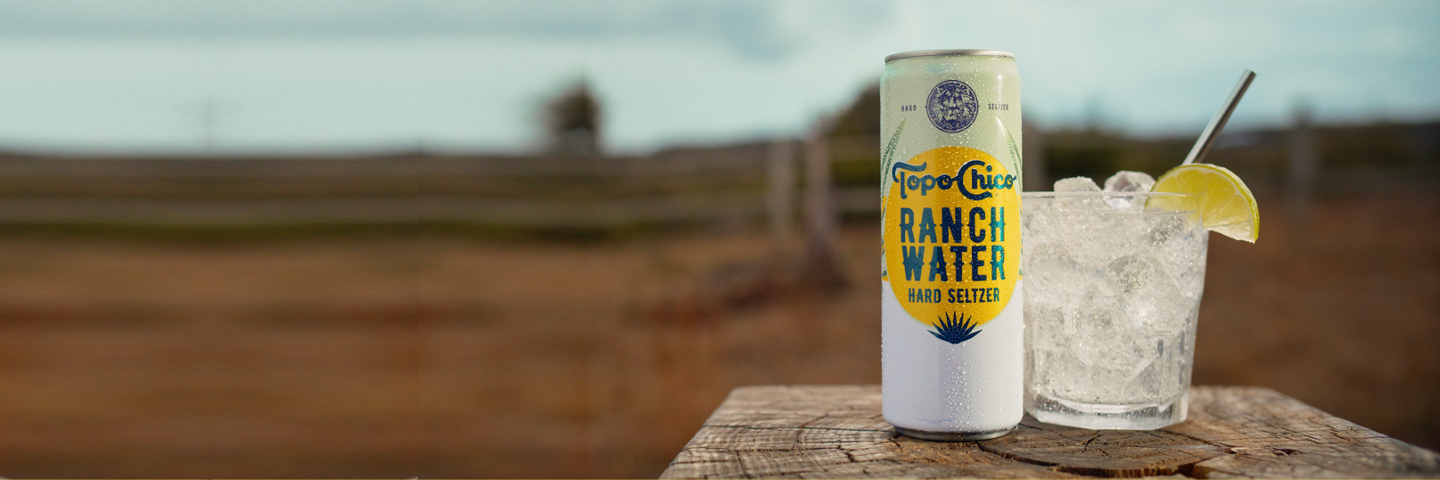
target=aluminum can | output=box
[880,50,1023,441]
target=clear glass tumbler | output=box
[1021,192,1207,430]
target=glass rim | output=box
[1021,191,1190,198]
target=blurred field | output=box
[0,195,1435,478]
[0,237,420,478]
[1194,192,1440,449]
[424,226,883,477]
[426,191,1440,478]
[0,121,1434,478]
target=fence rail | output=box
[0,140,881,231]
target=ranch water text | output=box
[882,148,1020,339]
[894,158,1015,306]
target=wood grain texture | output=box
[660,385,1440,479]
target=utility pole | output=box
[198,97,221,154]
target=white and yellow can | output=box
[881,50,1023,441]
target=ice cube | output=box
[1103,171,1155,192]
[1054,176,1101,192]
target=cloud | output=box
[0,0,424,36]
[0,0,893,60]
[0,0,1435,153]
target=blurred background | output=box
[0,0,1436,478]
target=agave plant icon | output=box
[929,312,982,345]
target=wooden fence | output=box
[0,138,884,234]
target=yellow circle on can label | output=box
[883,147,1020,340]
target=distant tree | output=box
[827,83,882,188]
[543,79,603,156]
[829,83,880,138]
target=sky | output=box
[0,0,1436,155]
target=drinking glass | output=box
[1021,192,1207,430]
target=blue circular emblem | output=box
[926,80,979,133]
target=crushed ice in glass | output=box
[1103,171,1155,193]
[1101,171,1156,209]
[1022,184,1208,406]
[1054,176,1101,192]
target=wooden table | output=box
[661,385,1440,479]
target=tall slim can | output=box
[880,50,1023,441]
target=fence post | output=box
[1022,120,1048,191]
[803,122,845,290]
[767,139,797,248]
[1286,100,1318,232]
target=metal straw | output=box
[1183,69,1257,165]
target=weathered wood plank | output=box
[1176,387,1440,479]
[980,419,1227,477]
[660,385,1440,479]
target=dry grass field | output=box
[424,224,884,477]
[430,191,1440,478]
[0,238,422,478]
[0,192,1433,478]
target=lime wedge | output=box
[1151,163,1259,242]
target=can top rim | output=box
[885,49,1014,62]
